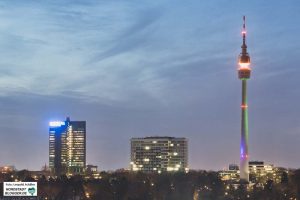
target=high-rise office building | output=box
[130,137,188,173]
[49,117,86,176]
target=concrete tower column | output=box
[238,16,251,182]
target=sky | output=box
[0,0,300,171]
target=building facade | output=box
[49,117,86,176]
[85,165,101,179]
[130,137,188,173]
[219,164,240,182]
[248,161,274,183]
[220,161,278,184]
[0,166,16,174]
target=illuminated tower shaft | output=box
[240,79,249,181]
[238,16,251,182]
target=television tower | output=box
[238,16,251,182]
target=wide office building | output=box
[49,117,86,176]
[130,137,188,173]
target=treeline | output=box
[1,169,300,200]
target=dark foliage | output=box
[1,169,300,200]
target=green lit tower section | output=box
[238,16,251,182]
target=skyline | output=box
[1,0,300,171]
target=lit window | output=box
[167,167,176,171]
[133,167,139,171]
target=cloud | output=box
[1,0,300,170]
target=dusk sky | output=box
[0,0,300,171]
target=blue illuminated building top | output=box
[49,121,65,127]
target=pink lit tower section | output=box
[238,16,251,182]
